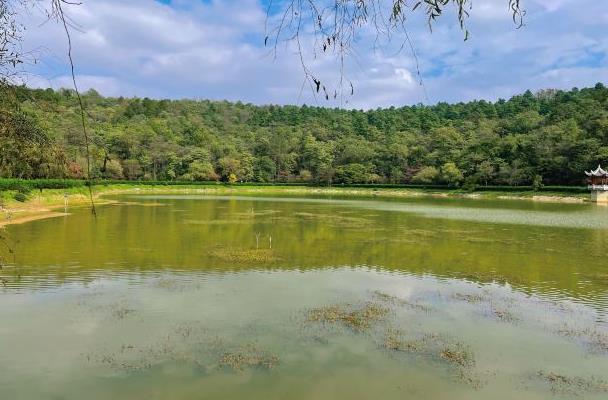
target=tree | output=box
[104,159,124,179]
[532,174,543,191]
[476,160,495,186]
[122,159,143,180]
[218,156,241,182]
[266,127,297,180]
[0,108,65,178]
[297,169,313,182]
[412,166,440,184]
[1,1,79,84]
[300,135,335,184]
[440,162,464,186]
[184,160,218,182]
[337,137,374,165]
[4,83,608,187]
[334,163,373,184]
[253,156,277,183]
[0,1,22,81]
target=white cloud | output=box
[530,0,574,13]
[17,0,608,109]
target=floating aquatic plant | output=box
[218,343,279,372]
[373,290,432,311]
[207,247,280,264]
[440,345,475,368]
[557,326,608,354]
[536,371,608,395]
[307,302,389,332]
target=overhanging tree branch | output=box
[1,0,96,215]
[265,0,525,104]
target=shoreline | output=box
[0,184,589,227]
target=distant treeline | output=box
[1,83,607,187]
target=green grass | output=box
[0,178,589,192]
[0,179,589,211]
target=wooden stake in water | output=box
[255,232,261,249]
[269,235,272,249]
[64,193,68,213]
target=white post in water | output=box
[64,193,68,212]
[585,165,608,203]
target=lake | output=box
[1,193,607,399]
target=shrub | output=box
[15,184,32,195]
[14,192,27,202]
[532,175,544,191]
[0,179,87,191]
[334,163,373,184]
[104,159,124,179]
[440,162,464,186]
[412,166,440,184]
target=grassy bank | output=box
[0,181,590,227]
[0,178,590,193]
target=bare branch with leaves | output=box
[265,0,525,104]
[0,0,95,214]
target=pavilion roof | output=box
[585,165,608,176]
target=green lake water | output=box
[1,194,607,399]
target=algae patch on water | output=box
[207,247,281,264]
[439,345,475,368]
[451,292,487,304]
[294,212,376,229]
[490,307,518,323]
[381,329,482,388]
[218,343,279,372]
[373,290,433,312]
[86,322,211,373]
[306,302,390,332]
[557,326,608,354]
[382,330,436,353]
[535,371,608,395]
[381,329,474,365]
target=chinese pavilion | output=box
[585,165,608,202]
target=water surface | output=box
[1,194,607,399]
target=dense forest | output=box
[1,83,607,186]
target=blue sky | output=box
[19,0,608,109]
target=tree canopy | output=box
[1,83,607,186]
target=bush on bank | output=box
[0,179,587,194]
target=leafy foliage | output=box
[0,107,65,178]
[1,83,608,186]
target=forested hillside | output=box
[1,83,608,186]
